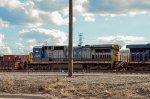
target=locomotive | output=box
[27,44,119,71]
[126,44,150,71]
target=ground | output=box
[0,72,150,99]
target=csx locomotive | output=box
[126,44,150,71]
[27,44,119,71]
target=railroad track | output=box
[0,69,149,74]
[0,72,149,77]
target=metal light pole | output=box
[68,0,73,77]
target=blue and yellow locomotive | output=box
[27,44,120,71]
[126,44,150,71]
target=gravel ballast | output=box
[0,73,150,99]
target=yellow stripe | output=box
[29,61,112,64]
[128,62,150,64]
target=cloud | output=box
[17,28,67,53]
[87,0,150,16]
[15,38,37,54]
[31,0,150,17]
[0,19,9,28]
[58,0,150,21]
[64,0,150,21]
[97,35,147,49]
[31,0,68,12]
[19,28,67,45]
[49,11,68,26]
[84,14,95,22]
[73,0,88,16]
[1,0,150,26]
[0,33,12,54]
[0,0,68,27]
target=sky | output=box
[0,0,150,54]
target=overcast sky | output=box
[0,0,150,54]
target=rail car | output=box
[126,44,150,71]
[0,55,29,70]
[26,44,120,71]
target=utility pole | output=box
[68,0,73,77]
